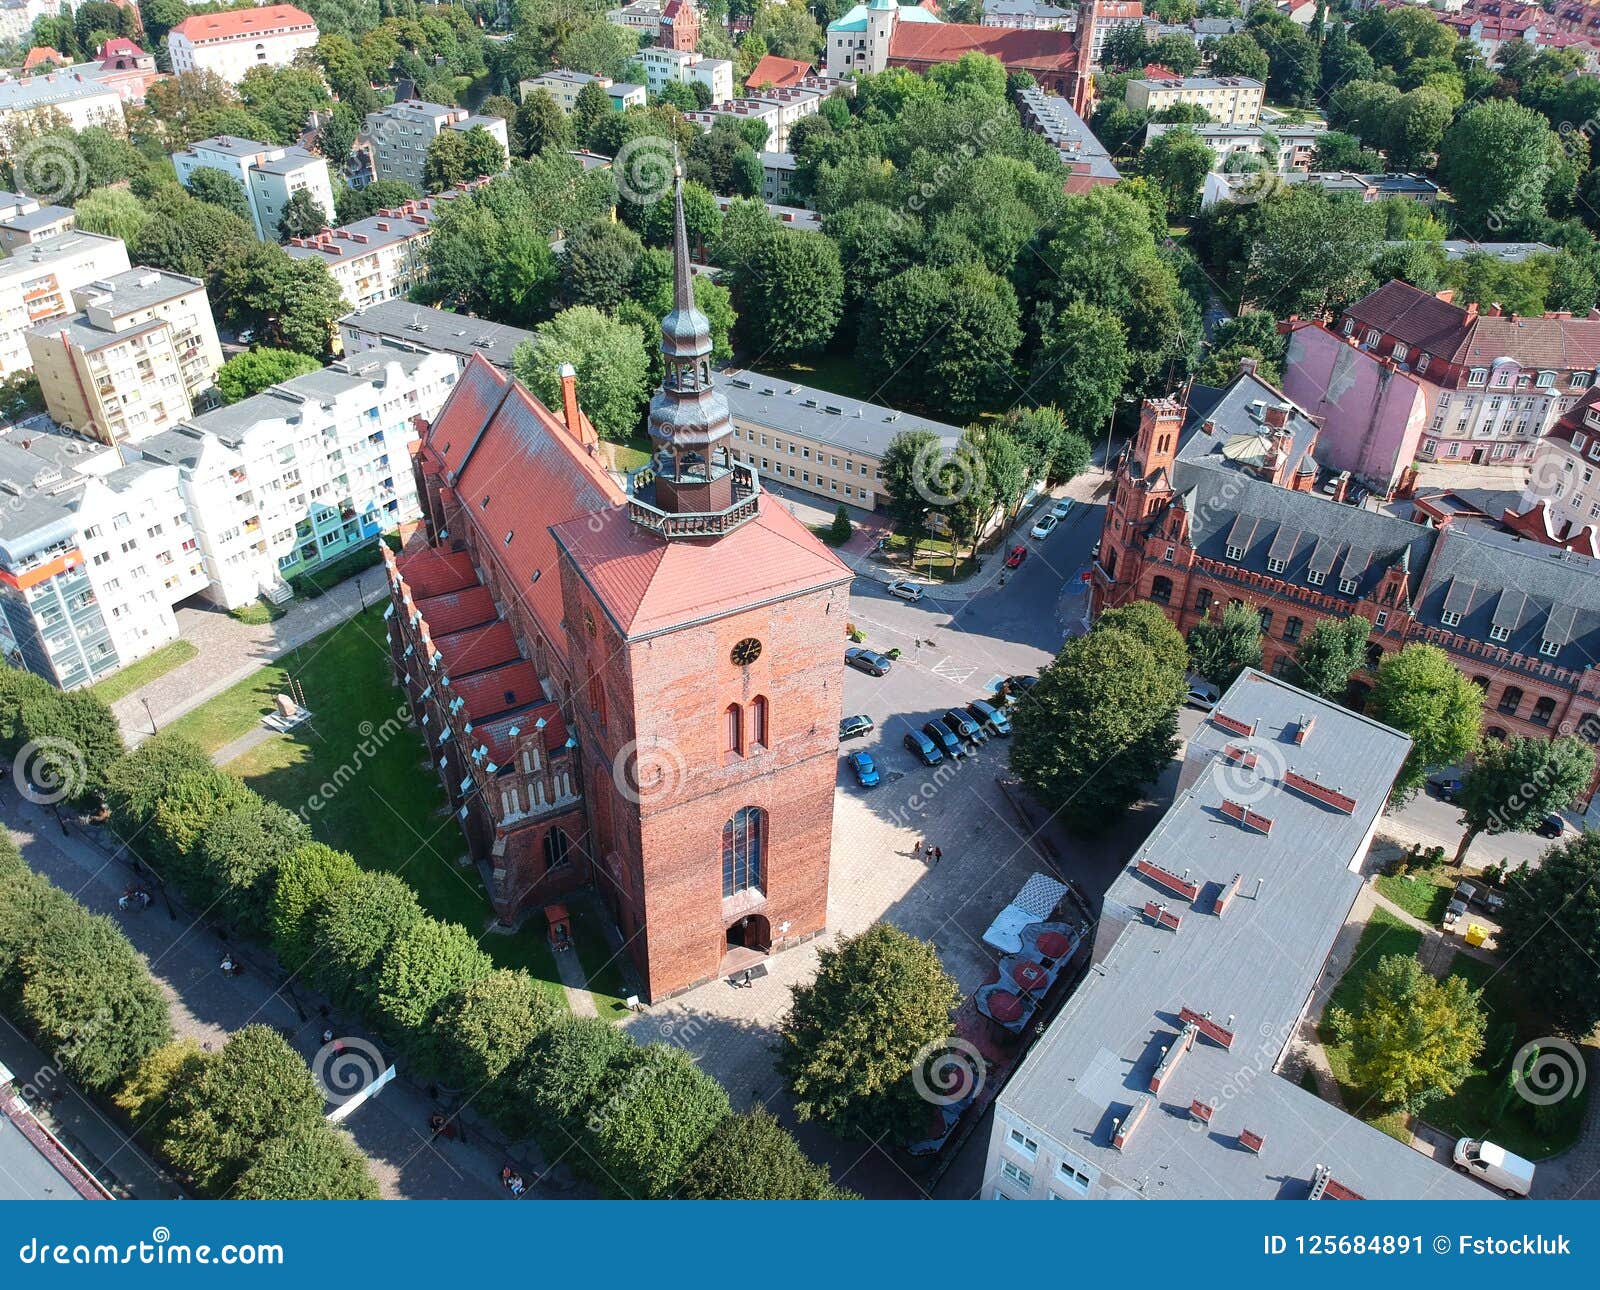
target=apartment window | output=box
[1267,557,1285,574]
[1284,616,1303,643]
[1000,1161,1033,1190]
[1225,544,1244,560]
[1307,569,1325,586]
[1468,368,1487,386]
[1363,328,1379,346]
[1441,610,1462,627]
[1541,639,1561,658]
[1258,608,1272,634]
[1375,610,1388,628]
[1056,1160,1091,1194]
[1489,624,1511,642]
[1538,370,1557,388]
[1007,1129,1038,1160]
[1578,433,1590,453]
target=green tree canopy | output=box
[1368,644,1484,801]
[231,1123,380,1200]
[513,306,650,443]
[1291,615,1371,700]
[680,1107,850,1199]
[1452,736,1595,865]
[1187,600,1263,691]
[216,348,322,404]
[1499,832,1600,1035]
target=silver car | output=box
[885,580,923,602]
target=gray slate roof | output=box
[339,302,536,371]
[999,670,1487,1201]
[721,369,961,459]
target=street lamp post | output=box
[140,697,157,735]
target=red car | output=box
[1004,544,1027,569]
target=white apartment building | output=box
[641,47,734,104]
[285,183,484,311]
[356,100,510,191]
[1144,120,1326,172]
[26,267,224,446]
[0,421,204,688]
[337,300,535,372]
[759,151,797,203]
[166,4,319,84]
[1514,388,1600,552]
[134,344,459,608]
[606,0,663,37]
[981,0,1079,30]
[0,192,74,252]
[1125,74,1264,126]
[0,68,124,143]
[0,230,130,379]
[172,135,334,241]
[521,71,647,114]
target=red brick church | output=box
[383,177,852,1000]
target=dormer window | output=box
[1307,569,1325,586]
[1468,368,1487,386]
[1575,432,1589,453]
[1341,318,1354,336]
[1574,372,1591,390]
[1539,370,1557,388]
[1338,577,1358,594]
[1392,343,1408,363]
[1225,544,1244,561]
[1540,639,1561,658]
[1441,610,1461,627]
[1267,557,1285,573]
[1489,624,1511,642]
[1417,353,1430,373]
[1364,328,1380,346]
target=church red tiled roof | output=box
[394,547,478,599]
[890,22,1079,72]
[432,620,520,677]
[412,585,496,636]
[550,494,851,640]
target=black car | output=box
[943,709,986,746]
[839,714,875,741]
[1431,775,1464,803]
[844,646,892,677]
[923,720,965,759]
[903,729,944,766]
[1537,813,1566,839]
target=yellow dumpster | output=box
[1464,923,1489,947]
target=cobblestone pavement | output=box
[110,571,380,744]
[0,780,517,1200]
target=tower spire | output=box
[672,157,695,314]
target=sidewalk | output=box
[111,571,379,745]
[1,781,537,1200]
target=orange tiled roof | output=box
[745,54,813,89]
[170,4,315,41]
[890,22,1079,72]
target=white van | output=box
[1453,1138,1535,1197]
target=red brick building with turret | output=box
[385,175,851,1000]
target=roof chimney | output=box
[1237,355,1258,377]
[1435,288,1455,304]
[1486,302,1503,318]
[557,362,596,449]
[1264,402,1290,430]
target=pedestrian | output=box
[933,846,943,865]
[320,1028,335,1046]
[913,837,923,860]
[924,843,935,865]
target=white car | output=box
[1186,679,1220,710]
[1030,514,1059,540]
[885,580,923,602]
[1050,498,1075,520]
[1453,1138,1534,1197]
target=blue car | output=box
[849,751,880,788]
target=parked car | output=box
[943,708,986,747]
[845,647,892,677]
[1537,812,1566,839]
[1430,775,1465,803]
[1030,513,1059,540]
[1000,674,1038,707]
[839,714,875,741]
[904,729,944,766]
[1050,498,1075,520]
[1453,1138,1534,1197]
[885,579,923,602]
[848,751,880,788]
[1090,537,1101,559]
[967,698,1012,737]
[1004,544,1027,569]
[922,720,965,760]
[1185,678,1220,710]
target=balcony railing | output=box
[625,462,761,540]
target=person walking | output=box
[924,842,935,865]
[933,846,943,865]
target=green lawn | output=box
[89,639,197,705]
[1316,908,1586,1159]
[1374,868,1454,924]
[883,532,978,582]
[173,603,622,1015]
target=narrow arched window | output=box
[724,702,743,757]
[722,807,765,897]
[750,695,768,749]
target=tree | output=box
[680,1108,849,1199]
[423,129,471,192]
[1292,616,1371,700]
[588,1044,732,1198]
[238,64,330,145]
[159,1025,326,1194]
[216,348,321,403]
[749,0,823,60]
[1140,125,1214,220]
[1384,87,1452,170]
[374,915,493,1047]
[520,1015,636,1149]
[13,686,124,806]
[458,124,508,181]
[858,263,1020,418]
[1327,955,1484,1113]
[779,923,961,1142]
[1246,188,1382,316]
[431,970,558,1123]
[73,186,150,246]
[232,1123,379,1200]
[104,732,212,840]
[1451,736,1595,866]
[879,429,943,558]
[513,307,650,443]
[149,769,252,885]
[561,218,643,310]
[828,504,852,546]
[194,795,308,926]
[1368,645,1484,801]
[1207,32,1270,81]
[268,842,359,972]
[1499,832,1600,1035]
[726,225,843,357]
[1030,302,1130,435]
[556,20,643,79]
[949,424,1023,559]
[183,166,251,222]
[313,871,424,1008]
[276,188,330,241]
[1312,131,1384,173]
[1187,601,1263,690]
[1097,600,1189,688]
[573,81,612,147]
[514,88,571,158]
[1009,619,1186,832]
[216,246,347,357]
[1441,100,1559,238]
[334,178,419,225]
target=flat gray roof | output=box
[1132,75,1264,91]
[0,71,120,111]
[721,369,959,459]
[74,266,202,314]
[249,145,323,176]
[0,204,73,231]
[0,1110,85,1200]
[999,669,1487,1200]
[339,301,535,369]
